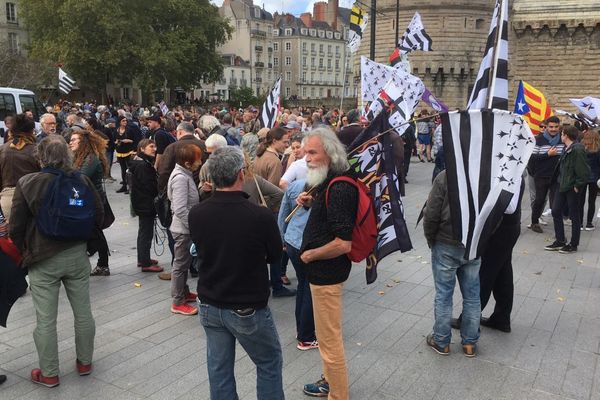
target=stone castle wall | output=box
[354,0,600,113]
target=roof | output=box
[0,87,35,95]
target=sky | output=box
[210,0,354,16]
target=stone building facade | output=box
[355,0,600,112]
[0,0,28,55]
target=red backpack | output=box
[325,176,378,263]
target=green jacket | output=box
[558,143,590,193]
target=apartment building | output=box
[0,0,28,54]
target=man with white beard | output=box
[297,127,358,399]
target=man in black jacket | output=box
[189,146,284,400]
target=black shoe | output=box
[426,333,449,355]
[90,266,110,276]
[272,287,297,297]
[559,244,577,254]
[116,186,128,193]
[529,223,543,233]
[404,178,408,184]
[450,317,461,330]
[480,317,511,333]
[0,375,6,385]
[544,240,565,251]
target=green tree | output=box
[229,87,258,109]
[20,0,232,99]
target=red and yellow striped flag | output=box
[521,81,553,135]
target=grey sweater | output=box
[423,171,462,248]
[167,164,199,235]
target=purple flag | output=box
[421,87,449,113]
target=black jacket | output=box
[129,153,158,217]
[189,191,282,310]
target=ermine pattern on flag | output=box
[58,68,75,95]
[259,77,282,129]
[513,81,553,135]
[442,109,534,260]
[347,3,368,54]
[570,96,600,120]
[466,0,508,110]
[399,12,433,55]
[361,56,423,104]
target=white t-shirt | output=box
[281,157,308,185]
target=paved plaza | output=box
[1,160,600,400]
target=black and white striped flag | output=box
[466,0,508,110]
[58,68,76,95]
[259,77,281,129]
[442,109,534,260]
[399,12,433,55]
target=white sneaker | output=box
[542,209,552,217]
[539,216,548,226]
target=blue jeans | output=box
[198,303,284,400]
[286,243,316,342]
[431,241,481,346]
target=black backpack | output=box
[36,167,96,241]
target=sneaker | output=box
[76,360,92,376]
[171,303,198,315]
[539,216,548,226]
[544,240,566,251]
[530,223,543,233]
[31,369,59,388]
[116,186,128,193]
[426,333,449,355]
[542,209,552,217]
[297,340,319,351]
[158,271,172,280]
[185,292,198,303]
[281,275,291,285]
[462,343,477,358]
[585,224,595,231]
[559,244,577,254]
[141,265,163,273]
[137,259,159,268]
[272,287,297,297]
[303,375,329,397]
[90,266,110,276]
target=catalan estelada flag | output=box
[513,80,553,135]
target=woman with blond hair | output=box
[69,130,111,276]
[579,129,600,230]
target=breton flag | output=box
[348,112,413,283]
[361,56,423,104]
[555,109,599,128]
[442,109,535,260]
[513,81,553,135]
[467,0,508,110]
[365,73,424,136]
[159,101,169,116]
[569,96,600,121]
[398,12,433,55]
[259,77,281,129]
[347,3,368,54]
[58,68,76,95]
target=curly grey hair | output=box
[241,133,260,161]
[304,126,349,174]
[208,146,245,189]
[36,135,73,171]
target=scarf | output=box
[9,133,36,150]
[543,131,560,147]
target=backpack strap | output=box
[325,176,357,207]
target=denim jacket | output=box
[277,179,310,250]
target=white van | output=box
[0,87,46,139]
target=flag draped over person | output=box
[347,2,368,54]
[365,72,424,136]
[570,96,600,121]
[259,77,282,129]
[441,109,535,260]
[348,112,413,283]
[467,0,508,110]
[513,80,553,135]
[58,68,76,95]
[398,12,433,55]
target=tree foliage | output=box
[20,0,233,93]
[0,42,54,89]
[229,87,258,108]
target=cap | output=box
[284,121,301,130]
[148,114,161,123]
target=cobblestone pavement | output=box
[1,161,600,400]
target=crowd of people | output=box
[0,98,599,399]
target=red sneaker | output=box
[171,303,198,315]
[185,292,198,303]
[137,259,159,268]
[297,340,319,351]
[141,265,164,273]
[76,359,92,376]
[31,368,59,388]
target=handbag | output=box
[154,189,172,228]
[100,191,115,230]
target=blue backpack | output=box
[36,167,96,241]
